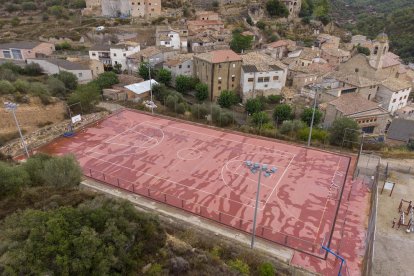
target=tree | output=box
[152,83,170,101]
[299,0,314,18]
[273,104,292,124]
[0,162,29,199]
[256,21,266,30]
[357,45,371,56]
[251,111,270,127]
[267,94,283,104]
[258,262,275,276]
[217,90,238,108]
[266,0,289,18]
[47,77,67,98]
[156,68,172,85]
[14,79,30,93]
[23,63,43,76]
[23,153,53,187]
[41,154,82,187]
[68,82,101,113]
[329,117,360,147]
[138,62,150,80]
[0,80,16,94]
[113,63,122,74]
[212,106,234,127]
[245,98,264,114]
[195,83,209,102]
[0,198,166,275]
[54,71,78,90]
[230,31,253,53]
[246,16,254,26]
[301,107,323,126]
[94,72,119,90]
[279,120,306,136]
[175,75,197,94]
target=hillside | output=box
[331,0,414,62]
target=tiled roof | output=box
[329,71,380,87]
[241,52,286,72]
[30,58,89,70]
[90,44,111,51]
[0,41,43,49]
[381,78,411,92]
[195,49,241,63]
[328,93,384,115]
[382,52,401,68]
[128,46,161,59]
[387,118,414,142]
[164,53,193,67]
[322,47,350,57]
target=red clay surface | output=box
[39,109,351,259]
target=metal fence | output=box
[84,167,328,258]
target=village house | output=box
[323,93,390,134]
[195,11,219,21]
[395,104,414,120]
[67,57,105,79]
[240,52,287,101]
[155,25,188,51]
[263,40,296,60]
[0,41,55,61]
[109,42,141,71]
[27,58,93,83]
[163,53,194,86]
[187,20,225,35]
[83,0,161,18]
[193,49,242,101]
[126,46,163,73]
[386,118,414,145]
[376,78,412,115]
[188,32,230,53]
[321,47,351,67]
[89,45,111,68]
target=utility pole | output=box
[148,63,154,114]
[307,85,319,147]
[4,102,29,158]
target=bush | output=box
[230,32,253,53]
[41,154,82,187]
[48,5,66,17]
[0,62,23,74]
[267,94,283,104]
[23,63,43,76]
[329,117,360,147]
[195,83,209,102]
[251,111,270,126]
[245,98,264,114]
[0,162,29,199]
[256,21,266,30]
[212,106,234,127]
[13,79,30,93]
[55,70,78,90]
[258,262,275,276]
[156,68,172,85]
[0,68,18,82]
[55,41,72,51]
[228,259,250,276]
[191,104,209,120]
[165,93,184,112]
[138,62,150,80]
[176,75,198,94]
[298,127,329,143]
[22,2,37,11]
[13,92,30,104]
[47,77,67,98]
[152,83,170,101]
[94,71,119,90]
[0,80,16,94]
[246,16,254,26]
[273,104,292,124]
[279,120,306,136]
[217,90,238,108]
[408,139,414,151]
[68,82,101,113]
[31,82,52,105]
[301,107,323,126]
[23,153,53,187]
[266,0,289,18]
[176,102,186,114]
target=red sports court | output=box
[39,109,351,257]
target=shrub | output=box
[0,80,16,94]
[138,62,150,80]
[267,94,283,104]
[301,107,323,126]
[145,263,163,276]
[13,79,30,93]
[329,117,360,147]
[0,68,18,82]
[256,21,266,30]
[22,2,37,11]
[41,154,82,187]
[212,106,234,127]
[0,62,23,74]
[175,102,186,114]
[165,94,181,111]
[279,120,306,136]
[246,16,254,26]
[191,104,209,120]
[245,98,264,114]
[176,75,198,94]
[94,71,119,90]
[228,259,250,276]
[0,162,29,199]
[258,262,275,276]
[23,63,43,76]
[266,0,289,18]
[251,111,270,126]
[68,82,100,113]
[408,139,414,151]
[298,127,329,143]
[230,32,253,53]
[217,90,238,108]
[11,17,20,27]
[152,83,170,101]
[195,83,209,102]
[47,77,67,98]
[31,82,52,105]
[13,92,30,104]
[23,153,53,187]
[54,71,78,90]
[156,68,172,85]
[273,104,292,124]
[55,41,72,51]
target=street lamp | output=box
[244,161,277,249]
[148,61,154,114]
[4,102,29,158]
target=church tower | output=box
[369,32,389,70]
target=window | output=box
[78,73,83,77]
[187,65,190,68]
[258,77,264,83]
[3,50,11,59]
[92,52,96,56]
[179,65,182,69]
[218,86,221,91]
[273,76,279,81]
[393,99,396,103]
[248,78,254,82]
[218,77,222,84]
[123,53,126,56]
[113,53,117,57]
[362,126,375,134]
[368,94,371,100]
[231,75,235,82]
[11,49,23,60]
[264,77,270,82]
[218,64,222,69]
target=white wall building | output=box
[376,79,412,115]
[240,52,287,101]
[163,53,193,86]
[109,43,140,70]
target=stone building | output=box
[163,53,194,87]
[0,41,55,61]
[193,50,242,101]
[83,0,161,18]
[281,0,301,19]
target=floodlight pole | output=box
[251,170,262,249]
[354,132,365,180]
[4,102,29,158]
[148,63,154,114]
[307,85,318,147]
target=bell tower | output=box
[370,32,389,70]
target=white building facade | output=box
[376,80,412,115]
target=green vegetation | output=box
[217,90,239,108]
[93,71,119,90]
[228,259,250,275]
[156,68,172,86]
[357,45,371,56]
[54,71,78,91]
[245,98,265,114]
[301,107,323,126]
[195,83,209,102]
[259,262,276,276]
[212,105,234,127]
[266,0,289,18]
[230,29,253,53]
[68,82,101,113]
[251,111,270,127]
[175,75,198,94]
[138,62,150,80]
[273,104,292,124]
[329,117,360,147]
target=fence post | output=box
[181,199,184,208]
[89,169,92,177]
[103,173,105,181]
[117,178,120,187]
[148,189,151,196]
[132,185,135,193]
[164,194,167,202]
[261,227,264,236]
[219,212,222,222]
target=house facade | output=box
[194,50,242,101]
[126,46,163,73]
[240,52,287,101]
[163,54,193,86]
[109,43,141,71]
[155,26,188,51]
[376,79,412,115]
[83,0,161,18]
[27,58,93,83]
[89,45,112,68]
[0,41,55,61]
